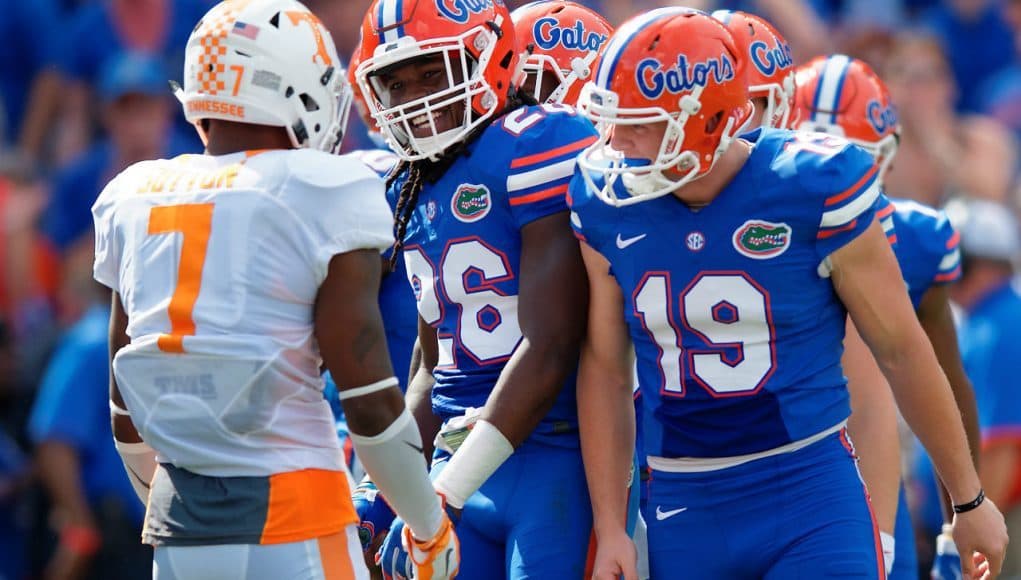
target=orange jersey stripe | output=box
[934,267,961,282]
[817,219,858,239]
[509,136,597,169]
[876,204,894,218]
[824,165,878,207]
[509,183,569,206]
[261,469,357,544]
[946,230,961,249]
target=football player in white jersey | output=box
[91,1,457,579]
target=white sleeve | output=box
[91,180,122,291]
[284,152,395,285]
[311,176,394,276]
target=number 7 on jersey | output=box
[147,203,214,353]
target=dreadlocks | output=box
[386,88,539,271]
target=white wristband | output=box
[880,530,895,575]
[432,420,514,509]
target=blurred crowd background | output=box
[1,0,1020,579]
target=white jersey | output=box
[92,149,393,477]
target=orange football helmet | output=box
[711,10,794,129]
[511,1,613,105]
[577,8,752,206]
[790,54,900,178]
[354,0,519,161]
[347,44,378,134]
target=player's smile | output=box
[373,53,466,139]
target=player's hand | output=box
[931,525,963,580]
[951,499,1008,579]
[591,527,638,580]
[354,479,397,553]
[377,518,412,580]
[401,509,459,580]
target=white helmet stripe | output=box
[811,54,851,125]
[380,0,402,44]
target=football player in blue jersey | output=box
[350,0,604,577]
[713,15,903,573]
[791,54,983,580]
[570,8,1007,580]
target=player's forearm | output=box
[578,362,634,537]
[879,335,981,503]
[936,371,980,523]
[478,336,577,447]
[405,366,441,462]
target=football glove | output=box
[353,478,397,553]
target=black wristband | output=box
[952,489,985,514]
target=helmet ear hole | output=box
[299,93,320,112]
[705,110,724,135]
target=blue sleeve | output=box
[567,167,608,257]
[495,107,598,228]
[807,142,882,260]
[27,339,105,449]
[931,213,962,285]
[874,194,898,248]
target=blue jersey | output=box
[570,128,882,458]
[396,104,597,443]
[888,198,961,309]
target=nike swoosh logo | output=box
[655,505,688,521]
[443,548,453,576]
[616,233,647,249]
[405,441,424,454]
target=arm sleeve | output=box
[931,214,962,285]
[91,179,122,291]
[502,111,598,227]
[812,144,883,260]
[284,154,395,286]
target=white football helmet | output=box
[178,0,351,152]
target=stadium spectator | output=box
[0,0,65,164]
[948,197,1021,577]
[52,0,208,163]
[882,33,1017,207]
[0,319,30,580]
[922,0,1016,113]
[41,52,192,287]
[978,0,1021,155]
[28,282,150,580]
